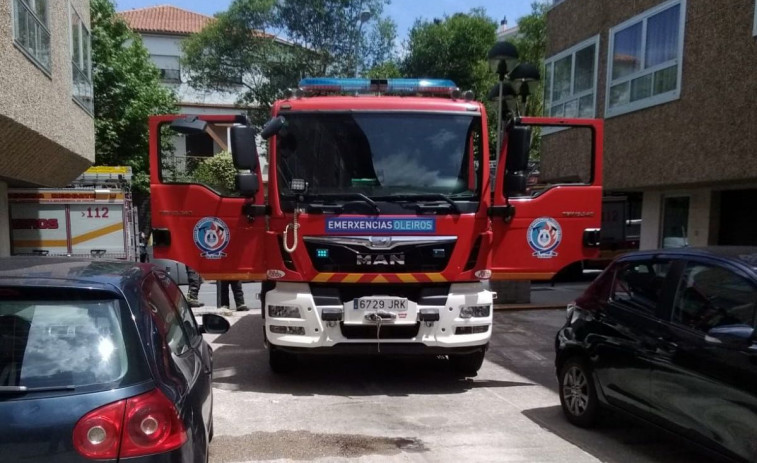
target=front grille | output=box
[340,322,420,339]
[311,283,450,307]
[304,237,456,272]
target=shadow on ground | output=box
[523,404,734,463]
[210,313,533,396]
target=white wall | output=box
[140,34,241,107]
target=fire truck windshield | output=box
[276,112,483,203]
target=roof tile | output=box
[118,5,213,35]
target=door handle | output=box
[657,337,678,350]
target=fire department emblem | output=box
[527,217,562,259]
[193,217,230,259]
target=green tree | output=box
[192,152,238,195]
[91,0,177,194]
[181,0,397,128]
[401,10,497,99]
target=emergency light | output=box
[298,78,459,96]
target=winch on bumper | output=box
[263,281,493,355]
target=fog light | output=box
[270,325,306,335]
[455,325,489,335]
[460,305,490,318]
[269,305,301,318]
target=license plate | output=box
[355,297,408,311]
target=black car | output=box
[0,257,229,462]
[555,247,757,462]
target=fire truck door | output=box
[148,115,267,280]
[489,118,603,281]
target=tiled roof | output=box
[118,5,214,35]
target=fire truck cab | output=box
[149,78,603,375]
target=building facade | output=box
[544,0,757,250]
[0,0,95,256]
[118,5,268,180]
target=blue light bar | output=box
[298,77,459,96]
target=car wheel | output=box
[559,357,599,427]
[449,349,485,377]
[269,345,297,373]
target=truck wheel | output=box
[269,346,297,374]
[558,357,599,427]
[449,349,485,377]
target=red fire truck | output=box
[149,78,603,374]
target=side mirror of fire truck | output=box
[260,116,286,140]
[230,126,260,198]
[504,125,531,196]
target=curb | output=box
[494,304,567,311]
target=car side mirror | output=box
[260,116,286,140]
[230,126,259,170]
[236,172,259,198]
[200,314,230,334]
[705,325,755,346]
[505,125,531,173]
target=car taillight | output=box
[73,399,126,459]
[73,389,187,459]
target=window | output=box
[544,36,599,119]
[611,260,671,315]
[142,274,190,356]
[13,0,51,72]
[606,0,686,117]
[672,263,757,332]
[155,272,199,343]
[152,55,181,83]
[70,5,93,112]
[661,196,689,248]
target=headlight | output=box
[268,305,301,318]
[460,305,490,318]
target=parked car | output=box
[555,247,757,463]
[0,257,229,462]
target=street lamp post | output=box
[355,10,372,78]
[487,41,519,159]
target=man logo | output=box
[356,253,405,266]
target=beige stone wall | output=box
[0,0,94,187]
[545,0,757,191]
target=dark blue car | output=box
[556,247,757,462]
[0,257,229,462]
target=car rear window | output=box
[0,288,148,390]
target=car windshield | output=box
[276,112,483,200]
[0,294,134,390]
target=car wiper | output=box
[303,193,381,215]
[0,385,76,394]
[374,194,461,215]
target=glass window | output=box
[160,122,243,196]
[276,112,483,200]
[661,196,689,248]
[151,54,182,84]
[13,0,51,72]
[607,1,685,117]
[70,5,93,112]
[672,264,757,332]
[611,260,670,315]
[544,36,599,119]
[141,274,190,356]
[0,294,136,389]
[155,272,199,343]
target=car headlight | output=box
[460,305,490,318]
[268,305,301,318]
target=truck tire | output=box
[449,349,486,377]
[269,345,297,374]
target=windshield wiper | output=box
[303,193,381,215]
[0,385,76,394]
[374,194,462,215]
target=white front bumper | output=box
[264,282,493,352]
